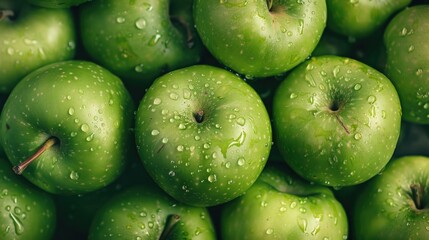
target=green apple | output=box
[135,65,272,207]
[88,184,217,239]
[0,158,56,240]
[353,156,429,239]
[0,60,135,195]
[326,0,411,39]
[221,162,348,240]
[0,0,76,93]
[193,0,327,78]
[25,0,90,8]
[272,55,402,187]
[384,5,429,124]
[311,29,354,58]
[79,0,204,89]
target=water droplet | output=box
[298,218,308,232]
[408,45,415,52]
[236,117,245,126]
[194,135,201,141]
[237,157,245,166]
[69,171,79,180]
[298,19,304,34]
[354,133,362,140]
[162,138,168,143]
[207,174,217,183]
[290,93,297,99]
[353,83,362,90]
[367,95,376,104]
[266,228,274,235]
[153,98,161,105]
[68,107,75,115]
[416,69,423,76]
[70,132,78,137]
[134,64,144,73]
[168,171,175,176]
[7,47,14,55]
[178,123,186,130]
[169,92,179,100]
[149,34,161,46]
[80,124,89,132]
[135,18,147,29]
[225,161,231,168]
[290,201,297,208]
[151,129,160,136]
[332,65,340,77]
[177,145,184,152]
[203,143,210,149]
[86,133,94,142]
[116,17,125,23]
[9,213,24,235]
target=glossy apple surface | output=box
[0,60,135,195]
[272,55,401,187]
[135,65,272,207]
[193,0,327,78]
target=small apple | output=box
[384,5,429,124]
[88,184,217,239]
[326,0,411,38]
[0,158,56,240]
[353,156,429,239]
[25,0,90,8]
[79,0,204,89]
[0,60,135,195]
[221,162,348,240]
[193,0,327,78]
[272,55,402,187]
[0,0,76,93]
[135,65,272,207]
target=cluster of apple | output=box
[0,0,428,239]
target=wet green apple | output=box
[0,0,76,93]
[79,0,203,89]
[221,162,348,240]
[0,60,135,195]
[25,0,90,8]
[384,5,429,124]
[353,156,429,239]
[193,0,327,78]
[88,184,217,240]
[135,65,272,207]
[0,158,56,240]
[272,55,402,187]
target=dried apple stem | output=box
[13,137,57,175]
[411,183,423,210]
[0,10,14,21]
[159,214,181,240]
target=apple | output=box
[0,158,56,240]
[79,0,204,90]
[193,0,327,78]
[88,184,217,239]
[384,5,429,124]
[326,0,411,39]
[0,60,135,195]
[272,55,402,187]
[25,0,90,8]
[134,65,272,207]
[0,0,76,93]
[221,162,348,239]
[353,156,429,239]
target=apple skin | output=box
[0,158,56,240]
[384,5,429,124]
[0,60,135,195]
[88,184,217,240]
[25,0,90,8]
[326,0,411,39]
[79,0,204,89]
[0,0,76,93]
[272,55,402,187]
[353,156,429,240]
[135,65,272,207]
[221,162,348,240]
[193,0,327,78]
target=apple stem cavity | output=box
[410,183,426,210]
[0,10,14,21]
[159,214,181,240]
[266,0,273,10]
[193,110,205,123]
[13,137,58,175]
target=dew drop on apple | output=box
[297,218,308,232]
[116,17,125,23]
[290,201,297,209]
[177,145,184,152]
[135,18,147,29]
[237,157,245,166]
[151,129,159,136]
[148,34,161,46]
[68,107,75,116]
[265,228,274,235]
[7,47,14,55]
[80,123,90,132]
[353,83,362,91]
[290,93,297,99]
[86,133,94,142]
[69,171,79,180]
[169,92,179,100]
[178,123,186,130]
[236,117,245,126]
[367,95,376,104]
[153,98,161,105]
[134,64,144,73]
[207,174,217,183]
[9,212,24,235]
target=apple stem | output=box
[411,183,424,210]
[0,10,14,21]
[12,137,58,175]
[159,214,181,240]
